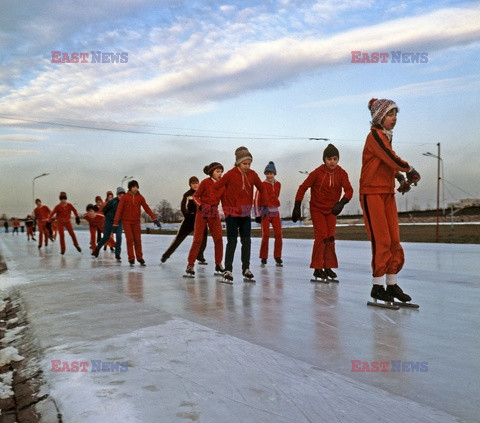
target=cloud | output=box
[0,134,46,142]
[0,149,38,156]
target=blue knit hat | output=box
[264,161,277,175]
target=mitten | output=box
[331,197,349,216]
[153,219,161,228]
[406,167,421,186]
[255,216,262,224]
[75,216,81,225]
[292,201,301,223]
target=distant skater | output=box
[34,198,51,248]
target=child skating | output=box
[48,192,82,255]
[113,180,160,267]
[184,162,225,278]
[360,98,420,309]
[214,146,266,283]
[83,204,116,253]
[292,144,353,283]
[34,199,51,248]
[254,161,283,267]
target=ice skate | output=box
[214,264,225,276]
[183,265,195,278]
[275,258,283,267]
[324,268,339,283]
[138,259,146,267]
[387,284,419,308]
[129,260,135,267]
[197,258,208,265]
[367,285,400,310]
[242,268,256,283]
[310,269,329,284]
[115,255,121,262]
[260,258,267,267]
[160,256,167,263]
[220,270,234,285]
[75,245,82,253]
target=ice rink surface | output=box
[0,232,479,422]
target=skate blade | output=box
[367,300,400,310]
[327,278,339,283]
[220,279,233,285]
[275,263,283,267]
[214,272,224,276]
[243,278,256,283]
[197,262,208,265]
[393,301,419,309]
[310,278,329,284]
[182,274,195,279]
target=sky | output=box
[1,0,479,218]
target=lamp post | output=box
[32,173,49,207]
[422,142,441,242]
[121,176,133,187]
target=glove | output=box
[153,219,161,228]
[75,216,81,225]
[292,201,301,223]
[46,221,52,230]
[199,204,211,219]
[331,197,349,216]
[395,173,411,195]
[255,216,262,224]
[406,167,421,186]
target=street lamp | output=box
[423,142,441,242]
[32,173,49,207]
[121,176,133,187]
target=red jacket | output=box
[113,191,156,225]
[254,179,281,209]
[49,202,79,223]
[295,164,353,214]
[194,178,224,207]
[360,126,410,194]
[83,213,106,231]
[34,205,51,221]
[215,167,266,217]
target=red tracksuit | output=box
[83,213,115,251]
[34,205,51,247]
[187,177,224,267]
[49,202,80,252]
[113,191,156,262]
[254,180,282,260]
[360,126,410,277]
[295,164,353,269]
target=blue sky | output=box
[1,0,479,217]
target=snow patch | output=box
[0,371,13,399]
[0,346,24,366]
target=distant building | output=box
[447,198,480,208]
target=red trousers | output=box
[360,193,404,277]
[89,227,115,250]
[188,212,223,267]
[37,220,49,246]
[57,221,79,252]
[123,221,143,262]
[259,215,282,259]
[26,226,34,239]
[310,211,338,269]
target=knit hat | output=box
[116,186,125,195]
[95,195,102,203]
[323,144,339,162]
[106,190,113,197]
[128,180,139,190]
[264,161,277,175]
[368,98,399,126]
[188,176,199,186]
[235,146,253,165]
[203,162,224,176]
[59,191,67,200]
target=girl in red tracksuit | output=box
[254,161,283,267]
[185,162,225,276]
[360,98,420,304]
[34,199,51,248]
[214,146,267,282]
[48,192,82,255]
[83,204,115,253]
[113,180,160,266]
[293,144,353,281]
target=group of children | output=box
[17,97,420,305]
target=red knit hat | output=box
[368,98,399,126]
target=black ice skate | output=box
[183,266,195,278]
[197,258,208,265]
[138,259,146,267]
[367,285,399,310]
[220,270,234,285]
[275,258,283,267]
[242,268,256,283]
[324,268,339,283]
[260,258,267,267]
[129,260,135,267]
[310,269,329,284]
[214,264,225,276]
[387,284,419,308]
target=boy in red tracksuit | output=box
[293,144,353,281]
[34,199,51,248]
[185,162,225,277]
[214,146,267,282]
[254,161,283,267]
[113,180,160,266]
[48,192,82,255]
[360,98,420,304]
[83,204,115,253]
